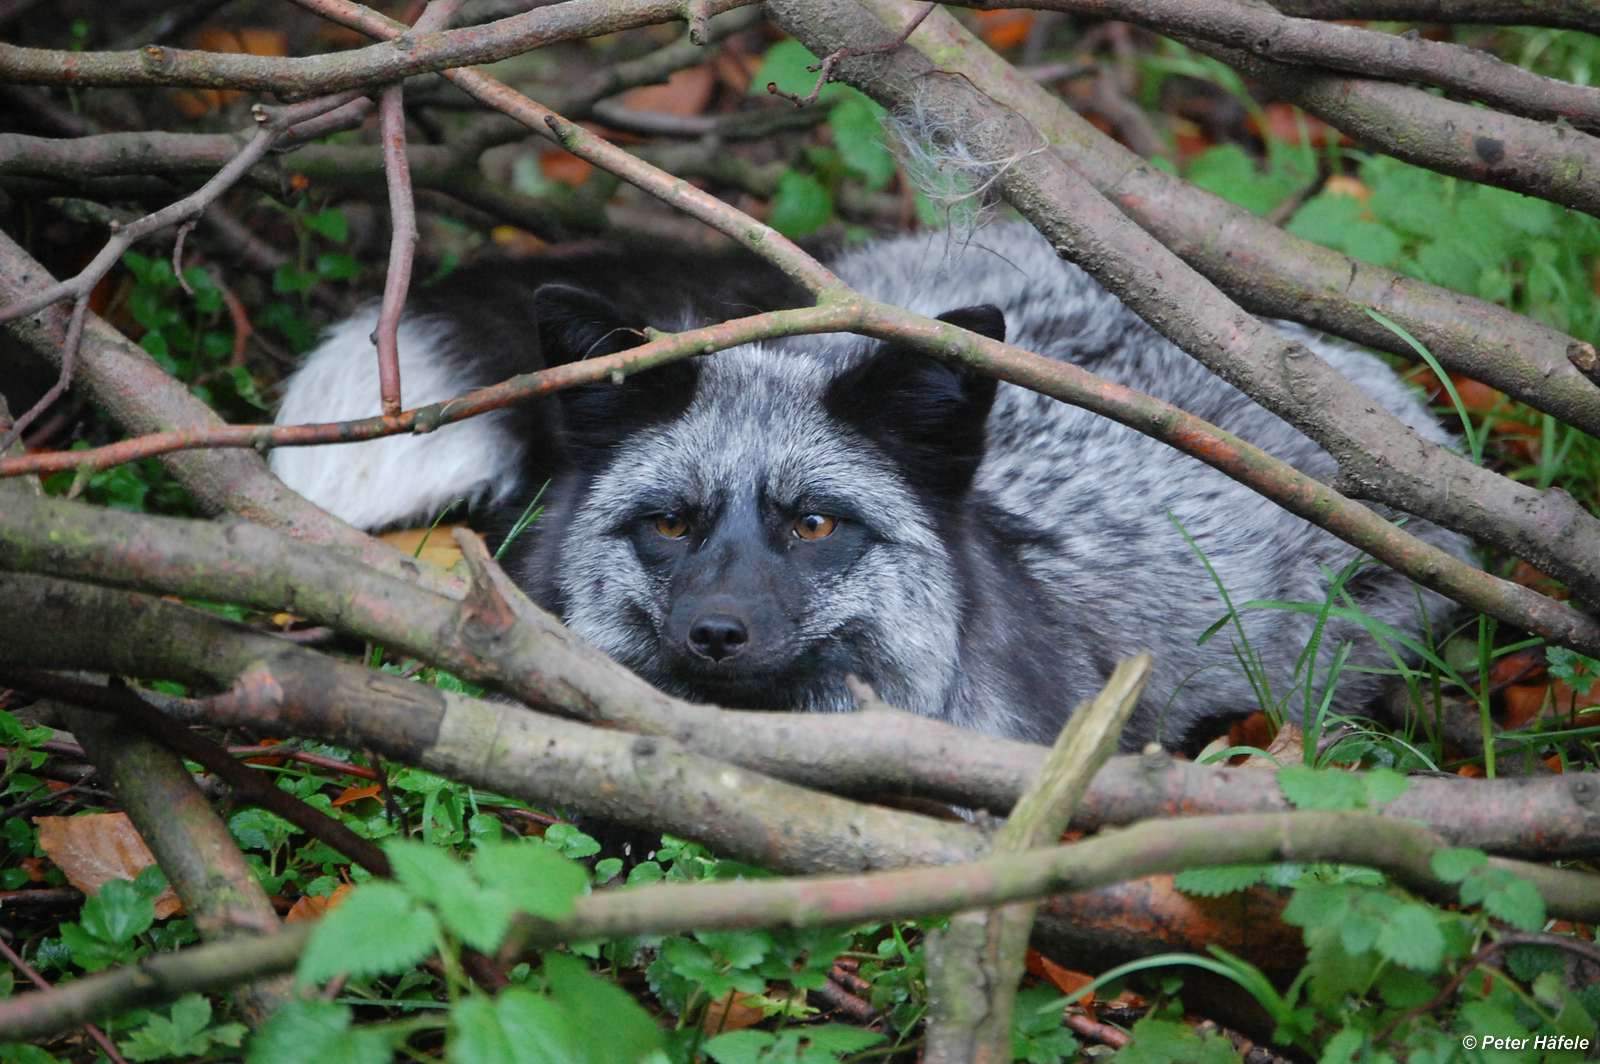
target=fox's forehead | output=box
[576,343,939,546]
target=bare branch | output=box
[1192,38,1600,218]
[944,0,1600,131]
[4,493,1599,861]
[0,304,854,477]
[1269,0,1599,32]
[0,0,759,92]
[374,82,414,418]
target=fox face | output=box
[508,285,1008,718]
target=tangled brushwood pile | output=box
[1,1,1599,1061]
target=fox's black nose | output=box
[687,614,749,662]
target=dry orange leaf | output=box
[286,883,354,923]
[622,66,716,117]
[974,9,1035,51]
[702,990,768,1034]
[377,524,466,570]
[34,813,183,918]
[1026,948,1096,1004]
[331,783,384,808]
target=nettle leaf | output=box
[1430,847,1488,883]
[1276,764,1366,811]
[800,1025,887,1054]
[81,879,156,945]
[1281,880,1349,929]
[297,882,440,984]
[1186,144,1296,216]
[448,992,583,1064]
[246,1001,392,1064]
[384,838,478,908]
[1361,768,1409,808]
[702,1028,774,1064]
[1365,162,1454,237]
[768,172,834,239]
[1374,903,1446,972]
[472,839,588,921]
[1173,865,1270,897]
[1115,1017,1242,1064]
[829,97,895,190]
[1482,874,1546,932]
[542,953,664,1063]
[119,993,245,1061]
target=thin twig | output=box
[0,294,86,452]
[768,2,933,107]
[374,82,414,418]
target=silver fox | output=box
[271,223,1473,748]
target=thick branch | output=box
[3,497,1599,862]
[0,0,758,92]
[950,0,1600,131]
[1192,39,1600,218]
[61,707,292,1025]
[1269,0,1599,31]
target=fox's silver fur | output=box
[272,223,1472,748]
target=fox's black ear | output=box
[533,283,699,460]
[534,283,646,366]
[937,303,1007,344]
[823,304,1004,497]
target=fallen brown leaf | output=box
[34,812,183,918]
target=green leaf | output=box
[297,882,440,984]
[702,1029,773,1064]
[119,993,244,1061]
[1282,881,1349,929]
[385,838,478,908]
[1174,865,1270,897]
[1339,223,1403,268]
[1374,903,1445,971]
[315,252,362,281]
[81,880,156,945]
[1186,144,1296,216]
[541,953,664,1062]
[768,172,834,238]
[799,1025,886,1053]
[272,264,318,294]
[1483,875,1546,932]
[246,1001,391,1064]
[1276,765,1366,811]
[829,97,895,190]
[448,991,588,1064]
[1430,847,1487,883]
[472,840,587,921]
[1361,768,1409,808]
[1365,163,1454,237]
[1115,1017,1243,1064]
[304,208,350,243]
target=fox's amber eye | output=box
[793,514,837,541]
[654,512,690,539]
